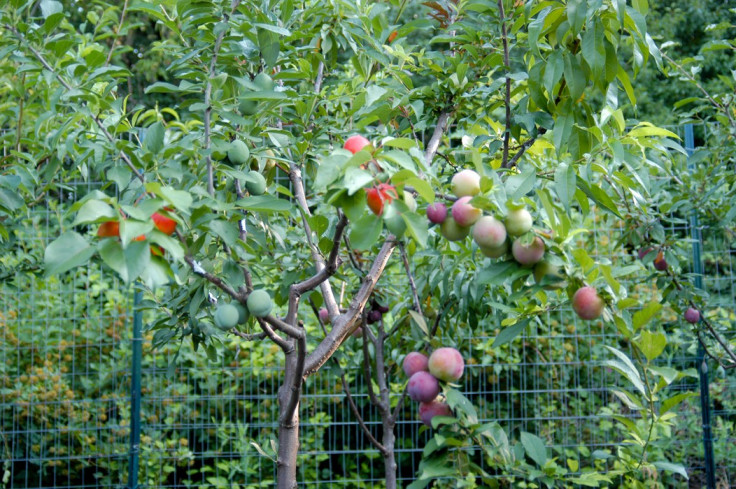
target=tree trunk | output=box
[383,417,398,489]
[276,350,300,489]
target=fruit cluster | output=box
[213,289,273,331]
[402,348,464,427]
[97,208,177,256]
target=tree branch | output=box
[424,111,451,168]
[303,238,397,376]
[104,0,130,66]
[290,163,341,317]
[497,0,512,168]
[506,128,547,168]
[362,326,382,408]
[399,242,422,314]
[281,327,307,425]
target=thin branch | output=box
[424,111,451,168]
[205,0,242,196]
[290,163,340,317]
[697,330,736,370]
[314,61,325,93]
[104,0,130,66]
[304,238,397,376]
[340,370,388,455]
[257,318,290,351]
[6,25,145,182]
[285,213,348,323]
[497,0,512,168]
[362,326,382,408]
[506,128,547,168]
[399,242,422,314]
[231,330,267,341]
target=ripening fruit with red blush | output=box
[426,202,448,224]
[344,135,371,154]
[684,307,700,324]
[97,221,120,238]
[419,400,452,427]
[152,211,177,235]
[572,286,604,320]
[366,188,384,216]
[403,352,429,378]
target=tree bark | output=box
[383,416,398,489]
[276,349,300,489]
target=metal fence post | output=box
[128,287,143,489]
[684,124,716,489]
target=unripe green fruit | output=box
[239,99,259,116]
[451,169,481,197]
[247,289,273,318]
[440,218,470,241]
[479,242,508,258]
[403,191,417,212]
[234,303,249,324]
[246,171,267,195]
[254,72,274,91]
[505,207,533,236]
[533,261,565,289]
[214,304,240,331]
[228,140,250,165]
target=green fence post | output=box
[685,124,716,489]
[128,287,143,489]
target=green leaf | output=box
[627,123,679,140]
[637,330,666,362]
[492,319,528,348]
[632,301,662,330]
[40,0,63,17]
[445,389,478,424]
[382,137,417,149]
[236,195,293,213]
[349,214,382,250]
[98,239,128,281]
[505,165,536,200]
[208,220,239,248]
[71,200,117,226]
[406,177,434,203]
[344,168,374,195]
[653,461,688,480]
[124,240,151,282]
[520,431,547,467]
[44,231,95,276]
[409,310,429,336]
[402,211,428,247]
[576,179,622,218]
[554,163,575,212]
[144,121,165,154]
[603,346,646,395]
[314,153,349,190]
[258,27,280,67]
[660,392,697,415]
[146,183,193,212]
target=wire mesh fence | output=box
[1,126,735,488]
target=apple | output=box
[318,308,330,324]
